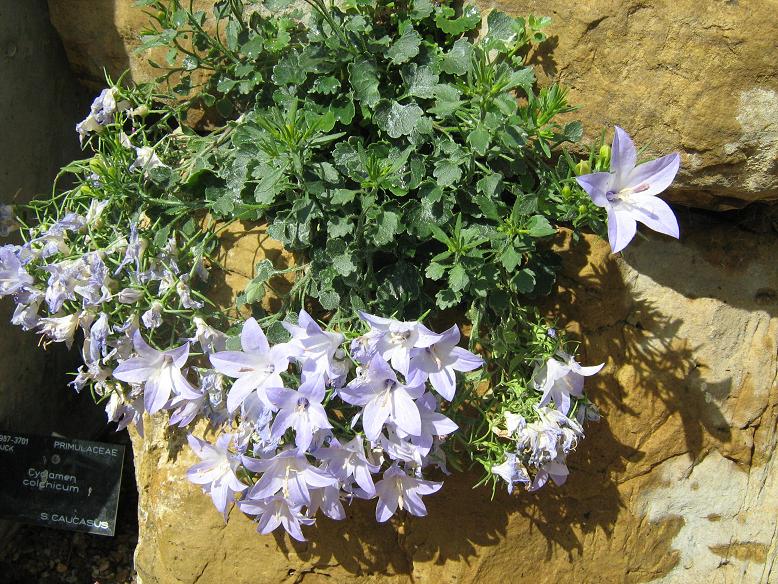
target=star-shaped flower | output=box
[576,126,680,253]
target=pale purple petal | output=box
[611,126,637,181]
[626,152,680,196]
[363,396,391,440]
[575,172,612,207]
[607,205,637,253]
[391,390,421,436]
[241,317,269,353]
[630,196,680,239]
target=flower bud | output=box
[116,288,144,304]
[560,185,571,200]
[574,160,591,176]
[131,104,150,119]
[598,144,611,164]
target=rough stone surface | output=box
[498,0,778,209]
[130,212,778,583]
[47,0,778,210]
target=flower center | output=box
[607,182,650,203]
[295,396,310,413]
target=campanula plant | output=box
[0,0,682,541]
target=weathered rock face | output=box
[129,213,778,584]
[499,0,778,210]
[47,0,778,210]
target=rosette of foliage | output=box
[0,0,681,540]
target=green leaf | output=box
[153,224,171,248]
[327,215,354,238]
[349,58,381,108]
[241,36,265,59]
[435,287,462,309]
[318,288,341,310]
[332,251,358,276]
[375,101,424,139]
[505,67,535,94]
[403,64,439,99]
[441,39,473,76]
[512,268,536,293]
[331,188,359,205]
[387,27,422,65]
[448,263,469,291]
[563,121,583,143]
[370,208,401,246]
[485,10,520,48]
[435,4,481,35]
[429,84,462,117]
[330,96,356,125]
[425,261,446,280]
[312,76,341,95]
[500,245,521,271]
[433,160,463,188]
[526,215,556,237]
[467,126,490,156]
[411,0,434,19]
[474,195,501,221]
[254,166,285,204]
[477,172,503,198]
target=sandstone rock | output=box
[130,212,778,583]
[47,1,778,210]
[498,0,778,209]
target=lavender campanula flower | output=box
[38,313,80,348]
[0,245,33,296]
[76,87,129,143]
[209,317,300,413]
[238,494,314,541]
[186,433,248,521]
[266,384,333,454]
[169,391,206,428]
[141,301,163,329]
[397,393,458,453]
[379,425,425,466]
[491,453,531,494]
[11,290,43,330]
[105,315,139,361]
[85,199,109,227]
[129,146,169,177]
[242,449,337,507]
[339,354,425,441]
[529,454,570,492]
[374,464,442,522]
[112,331,199,414]
[283,309,345,388]
[498,412,526,440]
[357,311,441,375]
[315,435,380,497]
[531,351,603,415]
[576,126,680,253]
[307,484,346,521]
[117,288,144,304]
[407,325,484,401]
[114,224,147,276]
[105,388,145,436]
[190,317,228,354]
[86,312,111,363]
[176,276,203,309]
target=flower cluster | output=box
[184,311,481,540]
[490,351,602,493]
